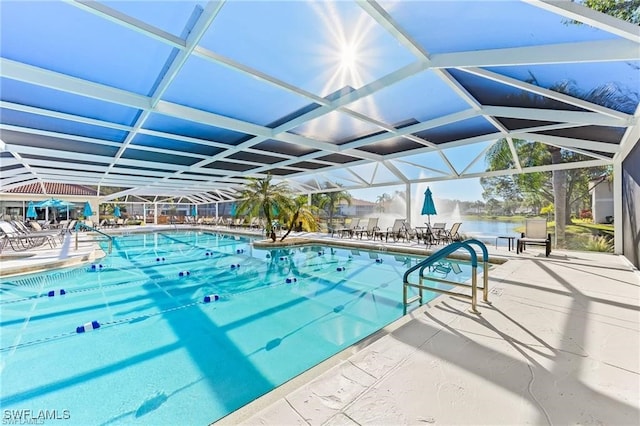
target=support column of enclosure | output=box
[405,183,412,226]
[613,160,622,254]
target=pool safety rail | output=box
[403,239,490,315]
[74,222,114,254]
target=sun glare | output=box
[302,1,384,140]
[340,42,358,70]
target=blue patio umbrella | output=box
[83,202,93,218]
[35,198,74,209]
[191,205,197,216]
[26,201,37,219]
[421,187,437,224]
[36,198,74,221]
[113,206,121,218]
[229,203,236,217]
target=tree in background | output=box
[375,193,392,213]
[572,0,640,24]
[483,138,614,246]
[473,200,485,215]
[483,49,635,244]
[541,203,554,221]
[485,198,501,216]
[522,191,546,216]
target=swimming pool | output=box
[0,231,475,424]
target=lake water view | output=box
[457,219,524,238]
[372,196,525,240]
[371,214,524,241]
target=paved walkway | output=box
[1,226,638,425]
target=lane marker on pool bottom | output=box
[1,299,218,352]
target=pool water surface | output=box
[0,231,475,424]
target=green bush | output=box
[585,235,614,252]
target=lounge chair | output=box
[429,222,447,244]
[402,221,418,242]
[376,218,406,242]
[229,217,244,228]
[334,218,361,238]
[440,222,462,244]
[354,218,379,239]
[17,220,62,245]
[517,219,551,257]
[0,221,54,250]
[1,223,35,251]
[416,224,434,245]
[61,220,78,234]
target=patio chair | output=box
[517,219,551,257]
[354,217,379,239]
[0,232,34,252]
[401,222,420,243]
[334,218,361,238]
[440,222,462,244]
[415,224,435,245]
[377,218,406,242]
[429,222,448,244]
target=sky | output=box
[349,176,485,203]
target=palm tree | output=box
[317,187,352,233]
[236,175,292,242]
[279,195,319,241]
[376,193,392,213]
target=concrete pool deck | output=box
[1,225,638,425]
[226,248,639,425]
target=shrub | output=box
[585,235,613,252]
[540,203,554,215]
[580,209,592,219]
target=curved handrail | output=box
[402,241,477,284]
[461,239,488,262]
[461,239,490,303]
[75,222,114,253]
[403,239,490,314]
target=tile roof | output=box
[6,182,97,196]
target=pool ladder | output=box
[74,222,114,254]
[403,239,490,315]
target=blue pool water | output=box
[0,231,476,425]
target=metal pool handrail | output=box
[402,239,490,314]
[75,222,114,254]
